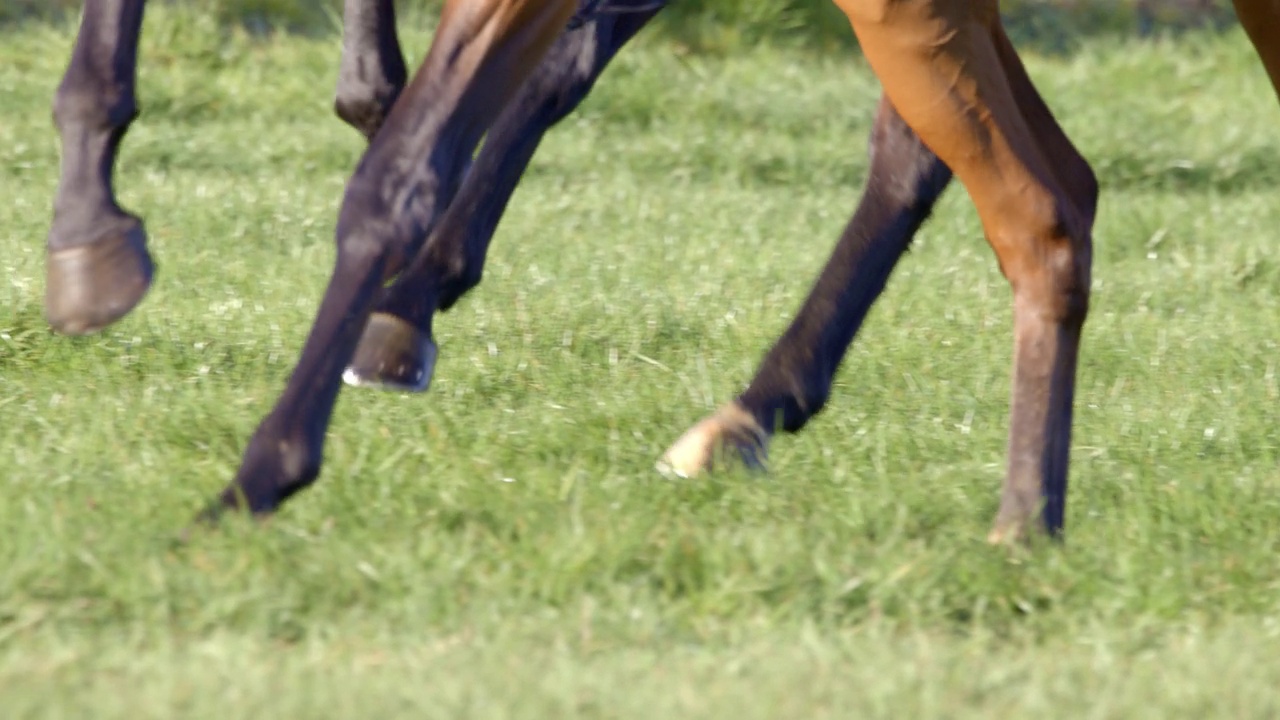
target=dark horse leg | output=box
[207,0,581,515]
[342,2,664,391]
[660,98,953,477]
[45,0,405,336]
[46,0,153,335]
[333,0,408,142]
[215,0,956,515]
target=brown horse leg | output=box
[659,98,952,476]
[334,0,408,141]
[1233,0,1280,99]
[839,0,1091,541]
[344,4,663,391]
[46,0,153,335]
[985,22,1099,539]
[989,26,1099,231]
[205,0,577,516]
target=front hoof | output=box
[656,402,770,478]
[343,312,438,392]
[193,486,278,527]
[45,222,154,335]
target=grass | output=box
[3,7,1280,717]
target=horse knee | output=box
[995,195,1092,328]
[1041,232,1091,329]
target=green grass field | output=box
[3,8,1280,717]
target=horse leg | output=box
[334,0,408,140]
[46,0,153,335]
[344,3,663,391]
[984,22,1099,539]
[202,0,577,516]
[838,0,1093,541]
[659,98,952,475]
[988,28,1098,230]
[1233,0,1280,99]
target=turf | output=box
[2,8,1280,718]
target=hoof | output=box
[343,312,438,392]
[656,402,770,478]
[45,222,153,335]
[192,488,275,527]
[986,524,1023,546]
[988,517,1053,547]
[988,492,1054,546]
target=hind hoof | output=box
[656,402,770,478]
[45,223,154,335]
[343,312,438,392]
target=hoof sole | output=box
[343,312,438,392]
[45,223,153,335]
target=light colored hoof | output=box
[343,312,438,392]
[988,493,1052,546]
[656,402,769,478]
[986,525,1021,546]
[988,519,1056,547]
